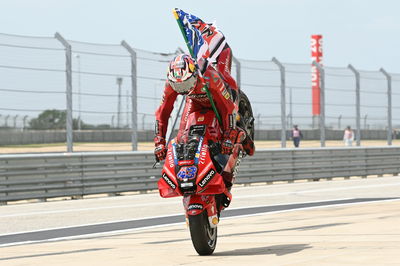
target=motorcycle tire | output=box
[188,211,217,255]
[238,90,255,140]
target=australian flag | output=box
[174,8,210,74]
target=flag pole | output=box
[173,8,223,126]
[173,9,195,60]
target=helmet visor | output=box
[169,74,197,94]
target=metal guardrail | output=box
[1,147,400,204]
[0,151,159,204]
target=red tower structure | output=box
[311,35,323,126]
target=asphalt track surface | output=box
[0,197,397,247]
[1,176,400,265]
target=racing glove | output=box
[154,136,167,161]
[221,129,239,155]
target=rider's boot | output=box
[242,135,255,156]
[221,171,233,209]
[216,171,234,216]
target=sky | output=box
[1,0,400,72]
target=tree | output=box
[29,109,67,130]
[29,109,111,130]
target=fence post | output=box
[23,115,28,131]
[232,56,241,88]
[13,115,18,128]
[141,114,146,130]
[272,57,286,148]
[121,41,138,151]
[364,115,368,129]
[55,32,73,152]
[288,87,293,129]
[380,68,392,146]
[5,115,10,127]
[348,64,361,146]
[313,61,326,147]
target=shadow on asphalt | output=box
[144,223,348,245]
[220,222,349,238]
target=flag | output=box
[173,8,225,125]
[173,8,209,73]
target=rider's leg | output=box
[218,47,255,156]
[216,45,239,103]
[222,171,234,190]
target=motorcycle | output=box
[157,91,254,255]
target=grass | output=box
[0,140,399,154]
[0,143,68,148]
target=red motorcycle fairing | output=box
[157,110,227,218]
[157,137,226,198]
[183,194,218,217]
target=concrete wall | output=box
[0,130,156,145]
[0,129,394,145]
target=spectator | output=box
[343,126,354,146]
[291,125,303,148]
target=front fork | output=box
[183,194,219,228]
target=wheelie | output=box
[154,8,255,255]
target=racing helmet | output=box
[167,54,197,94]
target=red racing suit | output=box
[155,65,237,141]
[192,21,238,103]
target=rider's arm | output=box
[155,82,179,138]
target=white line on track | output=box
[0,200,181,218]
[235,182,400,199]
[1,197,399,248]
[1,181,399,218]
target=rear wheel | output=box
[188,212,217,255]
[238,90,255,140]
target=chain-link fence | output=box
[1,32,399,151]
[0,33,65,129]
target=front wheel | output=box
[188,212,217,255]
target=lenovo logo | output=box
[162,173,176,189]
[198,169,216,188]
[188,204,203,210]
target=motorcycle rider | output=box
[154,54,254,192]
